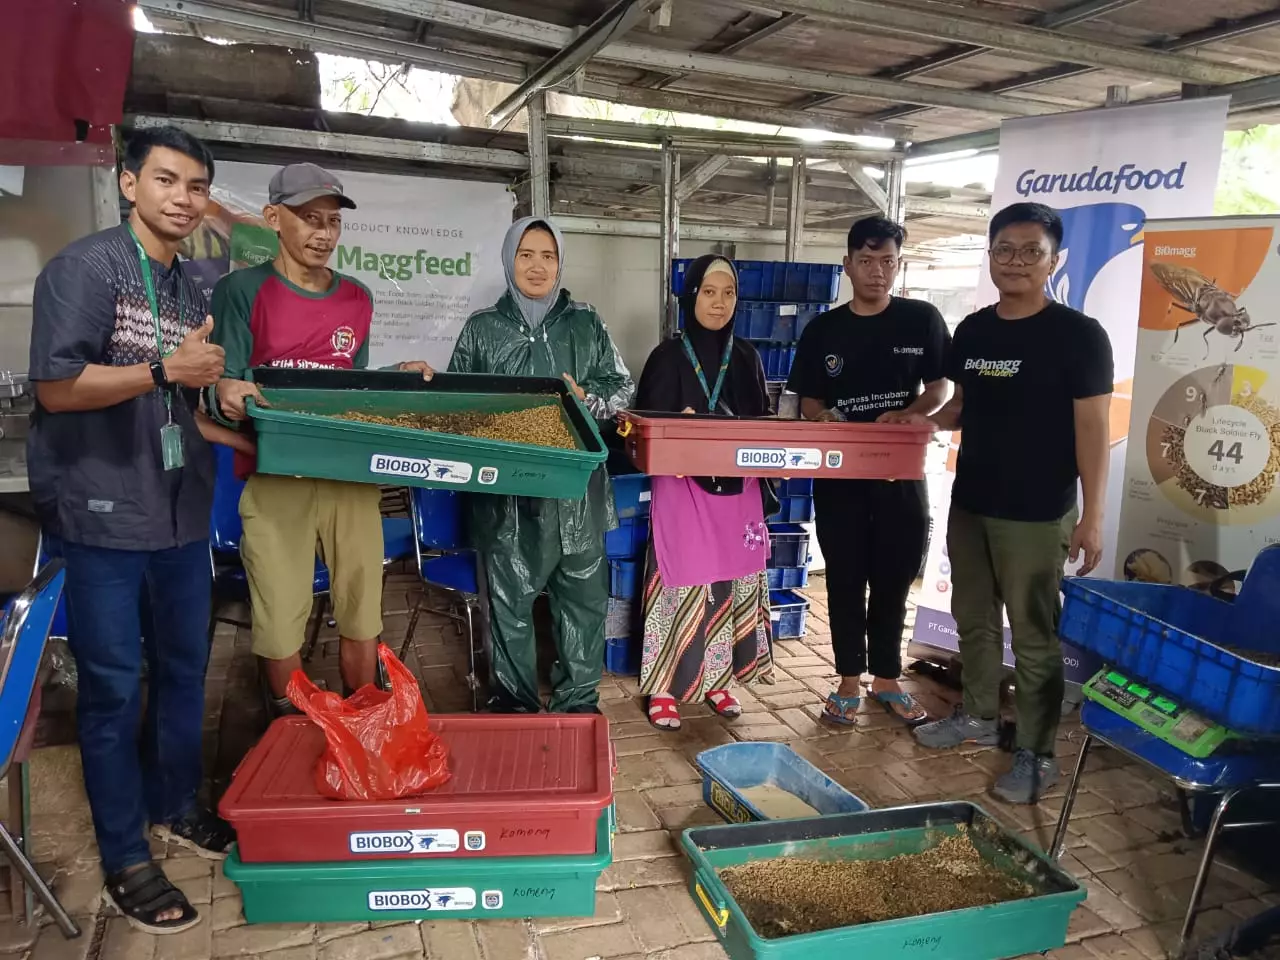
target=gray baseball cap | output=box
[267,163,357,209]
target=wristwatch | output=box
[150,360,169,388]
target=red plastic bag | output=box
[287,644,451,801]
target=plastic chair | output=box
[0,561,80,939]
[30,533,66,642]
[402,487,487,710]
[207,444,331,652]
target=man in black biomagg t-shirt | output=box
[787,217,950,728]
[910,202,1114,805]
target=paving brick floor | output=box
[3,574,1276,960]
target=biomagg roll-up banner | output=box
[186,161,514,370]
[911,97,1230,685]
[1117,216,1280,591]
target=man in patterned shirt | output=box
[28,126,243,933]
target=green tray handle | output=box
[693,869,729,934]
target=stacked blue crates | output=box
[673,260,841,384]
[604,472,650,674]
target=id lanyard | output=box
[127,224,185,470]
[680,331,734,413]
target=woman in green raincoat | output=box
[449,217,634,714]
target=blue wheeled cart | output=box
[1050,545,1280,953]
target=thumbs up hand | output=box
[165,315,226,387]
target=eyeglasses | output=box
[990,244,1049,266]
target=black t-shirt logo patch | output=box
[824,354,844,376]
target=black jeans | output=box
[813,478,928,680]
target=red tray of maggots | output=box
[219,714,613,863]
[616,411,931,480]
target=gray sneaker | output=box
[913,708,999,749]
[992,749,1059,805]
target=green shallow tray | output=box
[224,802,614,923]
[244,368,607,499]
[680,801,1085,960]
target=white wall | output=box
[559,234,851,378]
[0,166,100,372]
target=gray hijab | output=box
[502,216,565,329]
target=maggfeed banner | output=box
[912,98,1230,682]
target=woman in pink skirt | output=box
[633,255,774,731]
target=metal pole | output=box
[764,158,778,227]
[660,141,683,340]
[785,156,806,262]
[528,92,550,218]
[884,157,907,224]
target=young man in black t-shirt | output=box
[909,202,1114,804]
[788,217,950,728]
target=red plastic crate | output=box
[220,715,613,863]
[617,412,930,480]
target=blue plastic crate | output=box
[605,635,641,675]
[758,344,796,381]
[676,301,802,341]
[769,589,809,639]
[796,305,825,340]
[768,494,814,524]
[673,259,842,304]
[775,478,814,498]
[768,523,810,569]
[1059,548,1280,736]
[785,262,843,303]
[766,566,809,591]
[733,261,787,301]
[610,473,651,519]
[610,559,641,599]
[694,742,867,824]
[605,517,650,560]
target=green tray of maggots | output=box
[224,801,614,923]
[244,368,607,498]
[681,801,1085,960]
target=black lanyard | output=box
[680,332,734,412]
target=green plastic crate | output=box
[223,803,614,923]
[245,369,607,499]
[680,802,1085,960]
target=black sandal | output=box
[104,862,200,935]
[151,808,235,860]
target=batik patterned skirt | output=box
[637,538,773,701]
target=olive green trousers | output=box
[947,505,1075,756]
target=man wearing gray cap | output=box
[209,163,432,714]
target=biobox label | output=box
[348,829,460,854]
[369,453,473,484]
[734,448,822,470]
[367,887,477,911]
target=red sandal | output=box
[647,694,681,731]
[705,690,742,719]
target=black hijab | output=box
[635,255,769,418]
